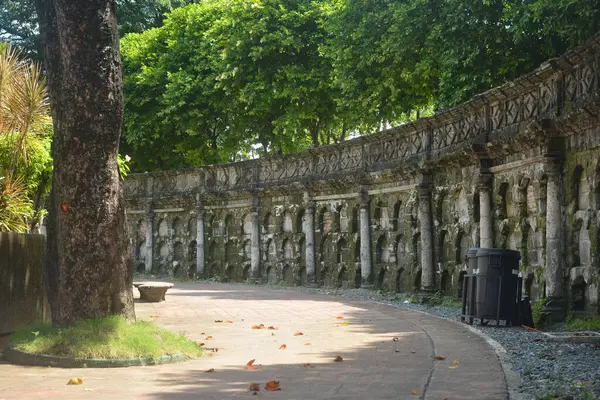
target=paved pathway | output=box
[0,283,508,400]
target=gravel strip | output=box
[228,283,600,400]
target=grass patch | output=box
[9,316,203,359]
[565,316,600,332]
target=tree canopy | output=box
[0,0,197,59]
[118,0,600,171]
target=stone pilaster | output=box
[478,158,494,248]
[305,198,316,284]
[359,188,372,286]
[544,158,566,320]
[418,172,434,292]
[144,201,154,273]
[196,205,205,275]
[250,194,261,280]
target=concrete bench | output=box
[135,282,174,302]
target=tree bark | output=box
[35,0,135,325]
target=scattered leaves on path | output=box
[336,316,344,319]
[214,320,223,323]
[67,378,83,385]
[265,381,281,391]
[394,349,400,353]
[205,336,213,340]
[150,315,159,318]
[303,363,314,368]
[393,337,399,342]
[433,355,447,360]
[246,359,259,370]
[271,332,276,336]
[197,342,205,347]
[248,383,260,392]
[268,326,277,330]
[333,356,343,362]
[226,320,233,323]
[304,342,311,346]
[449,365,459,369]
[252,324,265,330]
[341,321,349,326]
[213,348,219,353]
[205,368,215,373]
[452,359,460,364]
[294,332,304,336]
[410,390,420,395]
[279,344,287,350]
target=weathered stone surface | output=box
[125,33,600,314]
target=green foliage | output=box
[117,154,131,180]
[531,298,547,328]
[121,0,349,171]
[0,176,34,233]
[0,0,197,59]
[9,315,203,359]
[0,134,52,198]
[565,316,600,332]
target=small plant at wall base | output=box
[531,298,547,328]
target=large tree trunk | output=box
[35,0,135,325]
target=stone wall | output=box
[124,34,600,315]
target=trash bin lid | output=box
[476,248,521,259]
[467,248,479,258]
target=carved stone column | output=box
[250,194,261,280]
[544,159,565,320]
[305,199,316,284]
[418,172,434,291]
[196,206,205,275]
[359,189,372,286]
[478,159,494,248]
[144,202,154,273]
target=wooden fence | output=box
[0,233,50,341]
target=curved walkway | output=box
[0,283,508,400]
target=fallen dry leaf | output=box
[246,359,259,370]
[433,355,447,361]
[411,390,420,395]
[265,381,281,391]
[279,344,287,350]
[251,324,265,330]
[393,337,399,342]
[394,349,400,353]
[303,363,315,368]
[452,359,460,364]
[213,348,219,352]
[205,336,213,340]
[341,321,349,326]
[248,383,260,392]
[67,378,83,385]
[294,332,304,336]
[150,315,159,318]
[333,356,343,362]
[271,332,276,336]
[226,320,233,323]
[336,316,344,319]
[209,353,216,357]
[205,368,215,373]
[304,342,311,346]
[449,365,459,369]
[267,326,277,330]
[214,320,223,323]
[197,342,205,347]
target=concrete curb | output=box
[3,346,188,368]
[372,302,525,400]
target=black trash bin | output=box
[474,248,521,324]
